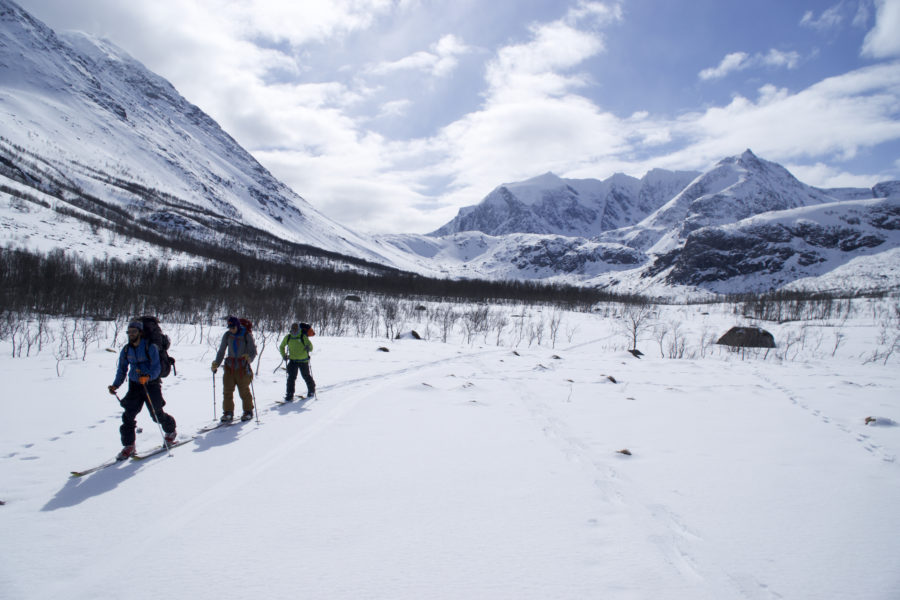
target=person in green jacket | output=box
[279,322,316,401]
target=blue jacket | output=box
[112,339,161,387]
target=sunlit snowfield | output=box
[2,299,898,600]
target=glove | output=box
[138,375,149,385]
[108,385,118,395]
[241,353,250,361]
[211,361,219,373]
[281,354,287,361]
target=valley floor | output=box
[1,307,899,599]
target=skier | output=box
[108,320,177,460]
[211,316,257,422]
[279,322,316,401]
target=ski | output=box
[130,437,193,460]
[275,395,314,406]
[197,418,245,433]
[70,457,126,477]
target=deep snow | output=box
[1,302,899,599]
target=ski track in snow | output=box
[754,370,897,464]
[507,356,788,600]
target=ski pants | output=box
[286,359,316,398]
[223,368,254,413]
[120,379,176,446]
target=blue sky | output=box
[16,0,900,233]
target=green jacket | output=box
[280,332,312,361]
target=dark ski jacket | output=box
[112,339,161,387]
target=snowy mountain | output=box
[399,150,900,296]
[431,169,699,238]
[600,150,851,254]
[651,197,900,294]
[0,0,413,272]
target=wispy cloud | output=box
[800,2,847,30]
[699,49,801,80]
[366,34,472,78]
[698,52,750,80]
[378,99,412,118]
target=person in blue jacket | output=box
[108,320,177,460]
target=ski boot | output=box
[116,445,136,461]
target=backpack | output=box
[238,318,253,333]
[136,316,176,377]
[299,322,315,337]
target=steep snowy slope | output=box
[0,0,409,268]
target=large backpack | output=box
[137,316,176,377]
[299,322,315,337]
[238,318,253,333]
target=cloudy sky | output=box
[16,0,900,234]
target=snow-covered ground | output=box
[2,302,899,599]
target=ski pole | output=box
[141,381,172,453]
[249,370,260,425]
[308,362,318,401]
[212,371,217,420]
[272,356,287,373]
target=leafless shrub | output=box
[78,320,102,360]
[548,309,564,349]
[653,323,669,358]
[666,321,687,359]
[438,306,460,343]
[617,302,654,351]
[462,305,490,345]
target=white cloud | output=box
[800,3,847,30]
[366,34,471,78]
[485,19,606,104]
[786,162,888,188]
[565,0,623,26]
[378,99,412,118]
[213,0,396,46]
[699,52,750,80]
[668,62,900,169]
[853,1,873,27]
[762,48,801,69]
[699,49,800,80]
[862,0,900,58]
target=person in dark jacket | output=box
[279,322,315,401]
[211,316,257,422]
[108,320,177,460]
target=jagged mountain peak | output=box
[604,148,841,254]
[430,168,698,238]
